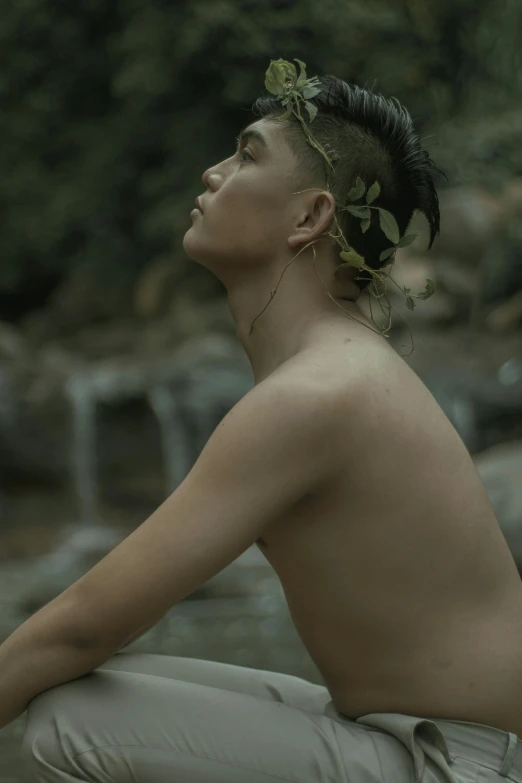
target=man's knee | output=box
[22,675,99,773]
[22,687,67,775]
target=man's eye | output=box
[240,149,254,162]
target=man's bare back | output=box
[256,317,522,736]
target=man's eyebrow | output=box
[236,128,268,149]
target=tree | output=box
[1,0,520,322]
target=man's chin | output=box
[182,234,214,268]
[182,231,201,261]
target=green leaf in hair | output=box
[249,58,434,356]
[346,177,366,202]
[340,249,365,269]
[366,182,381,204]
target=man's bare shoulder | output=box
[242,354,357,439]
[280,329,411,406]
[279,330,441,457]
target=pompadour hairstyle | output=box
[252,75,442,290]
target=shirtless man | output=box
[3,69,522,783]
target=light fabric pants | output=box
[22,651,522,782]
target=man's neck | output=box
[231,296,363,385]
[223,247,362,385]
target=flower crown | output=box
[250,58,435,353]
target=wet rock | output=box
[395,327,522,452]
[0,322,28,361]
[133,258,187,319]
[404,181,522,268]
[0,333,253,519]
[46,262,134,331]
[14,522,128,616]
[485,290,522,334]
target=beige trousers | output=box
[21,651,522,782]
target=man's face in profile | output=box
[183,118,303,272]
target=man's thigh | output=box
[98,651,331,713]
[22,665,388,782]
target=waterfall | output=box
[148,384,193,495]
[23,335,252,581]
[65,371,100,525]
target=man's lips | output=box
[195,197,204,213]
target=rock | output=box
[405,181,522,268]
[19,308,61,349]
[392,327,522,455]
[47,262,133,330]
[395,181,522,328]
[16,522,128,616]
[0,332,253,529]
[435,256,480,299]
[0,322,28,361]
[485,288,522,334]
[358,252,459,330]
[58,320,144,360]
[133,257,186,319]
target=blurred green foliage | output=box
[1,0,521,318]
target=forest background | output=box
[2,0,522,330]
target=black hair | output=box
[252,75,442,290]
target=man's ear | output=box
[288,190,337,249]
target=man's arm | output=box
[0,592,108,731]
[0,606,155,731]
[0,378,341,730]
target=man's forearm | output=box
[0,594,109,732]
